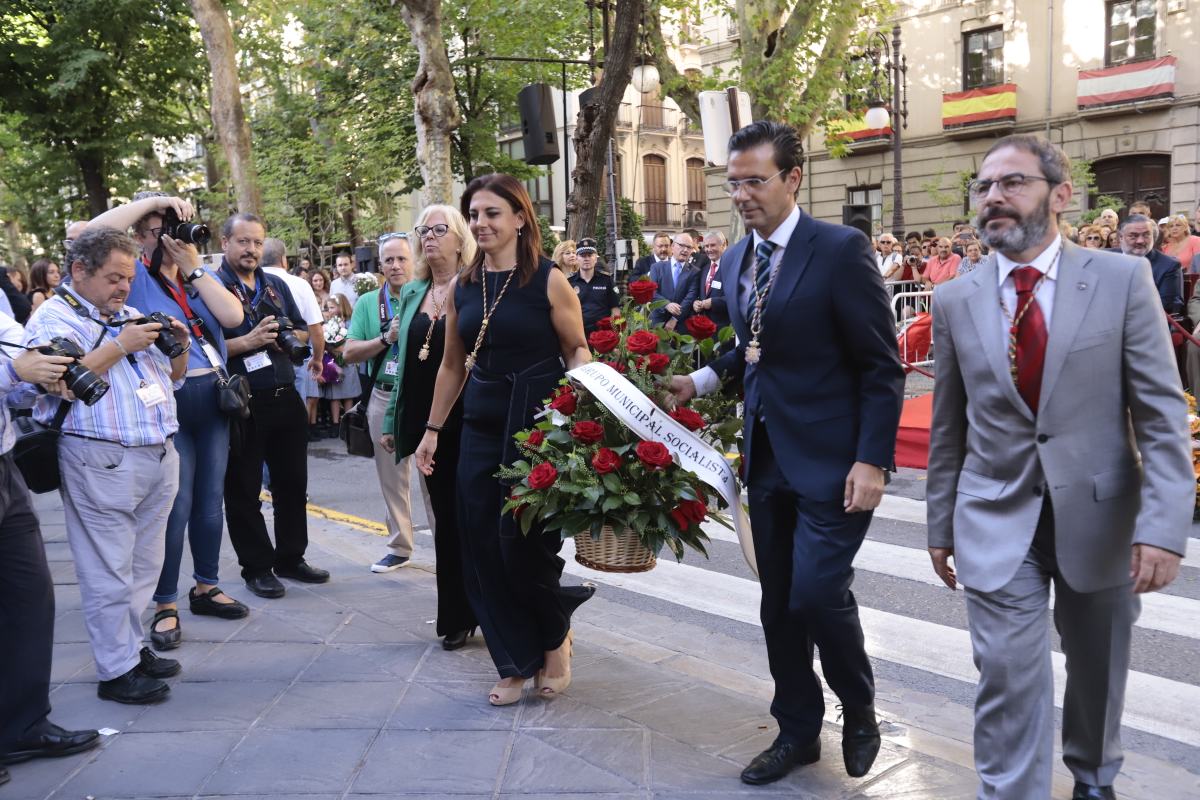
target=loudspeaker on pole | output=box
[842,204,873,239]
[518,83,560,166]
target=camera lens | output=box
[63,363,110,406]
[173,222,211,247]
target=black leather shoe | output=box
[245,572,286,598]
[189,586,249,619]
[97,667,170,705]
[740,737,820,785]
[841,704,882,778]
[442,627,477,651]
[0,720,101,764]
[275,561,330,584]
[0,766,8,785]
[1072,782,1117,800]
[137,647,181,679]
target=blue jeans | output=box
[153,373,231,604]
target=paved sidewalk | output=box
[8,492,988,799]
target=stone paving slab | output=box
[10,492,993,800]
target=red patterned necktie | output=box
[705,261,718,294]
[1011,266,1048,414]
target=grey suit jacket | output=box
[926,242,1193,593]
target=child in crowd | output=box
[318,294,361,429]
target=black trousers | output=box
[748,423,875,744]
[421,425,476,637]
[0,452,54,752]
[225,387,310,579]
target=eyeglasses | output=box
[146,226,165,238]
[723,169,786,195]
[1085,235,1102,241]
[61,239,74,252]
[672,240,694,251]
[414,224,450,239]
[967,173,1056,201]
[378,232,409,243]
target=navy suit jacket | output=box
[711,210,905,501]
[1105,248,1182,313]
[695,259,730,330]
[648,259,699,326]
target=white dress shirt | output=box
[693,204,803,396]
[330,275,360,307]
[996,235,1062,341]
[265,266,323,326]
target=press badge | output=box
[383,359,399,376]
[136,382,167,408]
[711,280,722,289]
[243,351,272,372]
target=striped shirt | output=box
[23,292,181,447]
[0,312,39,455]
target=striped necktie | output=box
[748,240,778,317]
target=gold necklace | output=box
[464,266,517,371]
[417,279,453,361]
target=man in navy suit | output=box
[692,230,730,331]
[648,232,699,330]
[670,121,904,785]
[1113,215,1182,314]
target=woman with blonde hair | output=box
[378,205,478,649]
[551,239,578,274]
[1079,225,1104,249]
[1161,213,1200,270]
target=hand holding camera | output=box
[13,349,72,387]
[245,315,280,350]
[158,235,201,271]
[117,318,166,355]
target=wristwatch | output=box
[379,334,390,348]
[183,267,206,284]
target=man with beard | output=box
[1114,215,1182,314]
[926,135,1191,800]
[217,214,328,599]
[670,121,904,785]
[632,231,672,280]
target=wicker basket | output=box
[573,525,657,573]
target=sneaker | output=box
[371,554,409,573]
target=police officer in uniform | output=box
[568,238,619,335]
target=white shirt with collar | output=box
[693,204,802,396]
[265,266,323,326]
[996,234,1062,341]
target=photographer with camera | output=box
[22,227,190,705]
[89,193,251,652]
[0,310,102,787]
[216,214,327,600]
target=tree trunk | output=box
[566,0,642,242]
[189,0,261,215]
[75,150,110,217]
[396,0,461,207]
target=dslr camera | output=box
[252,299,311,365]
[160,206,211,247]
[36,338,109,406]
[126,311,186,359]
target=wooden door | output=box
[1092,154,1171,221]
[643,154,668,225]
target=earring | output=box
[517,228,523,237]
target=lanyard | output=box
[379,289,399,356]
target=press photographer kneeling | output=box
[22,228,190,705]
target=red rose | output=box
[629,280,658,304]
[669,407,706,431]
[669,497,708,530]
[645,353,670,374]
[595,317,613,330]
[600,359,626,374]
[626,330,659,355]
[588,329,620,354]
[528,462,559,490]
[525,429,545,448]
[571,420,605,444]
[685,315,718,340]
[509,490,528,519]
[635,441,672,470]
[591,447,621,474]
[549,388,577,415]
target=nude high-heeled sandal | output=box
[538,630,573,698]
[488,678,525,706]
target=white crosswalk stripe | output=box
[563,495,1200,749]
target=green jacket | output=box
[381,279,430,459]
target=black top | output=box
[401,310,461,456]
[455,259,561,376]
[568,270,620,331]
[216,258,308,391]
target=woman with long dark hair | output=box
[414,174,590,705]
[28,259,61,312]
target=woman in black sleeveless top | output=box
[415,174,591,706]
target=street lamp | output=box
[865,25,908,234]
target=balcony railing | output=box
[615,102,634,128]
[639,105,677,132]
[638,200,683,227]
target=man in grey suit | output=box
[926,135,1192,800]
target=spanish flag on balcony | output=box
[942,84,1017,129]
[825,116,891,142]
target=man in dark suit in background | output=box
[1113,215,1182,314]
[692,230,730,331]
[670,121,904,785]
[648,232,699,330]
[632,231,672,280]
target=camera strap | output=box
[54,286,144,377]
[152,270,227,376]
[379,289,398,357]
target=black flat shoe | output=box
[740,737,820,785]
[840,704,882,778]
[561,584,596,618]
[97,667,170,705]
[245,573,286,598]
[137,647,181,679]
[189,586,249,619]
[0,766,8,786]
[442,627,477,651]
[275,560,330,584]
[0,720,100,764]
[1073,782,1117,800]
[149,608,181,651]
